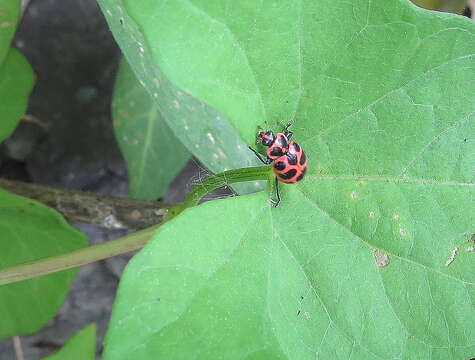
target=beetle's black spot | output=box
[276,136,287,148]
[271,147,283,157]
[279,169,297,180]
[296,167,307,182]
[299,151,307,165]
[119,18,124,24]
[274,161,286,171]
[287,153,297,165]
[293,142,301,152]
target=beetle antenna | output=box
[283,122,293,132]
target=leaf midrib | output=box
[135,101,158,190]
[295,185,475,286]
[304,174,474,186]
[267,199,388,360]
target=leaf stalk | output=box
[0,165,273,285]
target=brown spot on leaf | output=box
[119,110,130,119]
[373,249,390,268]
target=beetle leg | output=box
[248,146,273,164]
[270,177,281,207]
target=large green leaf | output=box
[0,49,35,142]
[98,0,265,195]
[113,58,190,200]
[0,190,87,338]
[42,324,96,360]
[102,0,475,358]
[0,0,19,64]
[106,187,474,359]
[0,0,34,142]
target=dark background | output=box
[0,0,200,358]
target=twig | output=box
[21,0,31,13]
[0,166,271,286]
[0,178,167,230]
[13,336,24,360]
[0,224,159,286]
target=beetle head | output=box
[258,131,275,147]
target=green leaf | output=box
[0,0,20,64]
[0,0,35,143]
[0,190,87,338]
[113,58,190,200]
[41,324,96,360]
[103,0,475,358]
[0,49,35,142]
[105,186,475,359]
[98,0,265,195]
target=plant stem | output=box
[165,165,272,220]
[0,165,273,285]
[0,224,160,286]
[0,178,166,230]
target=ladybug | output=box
[249,122,307,206]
